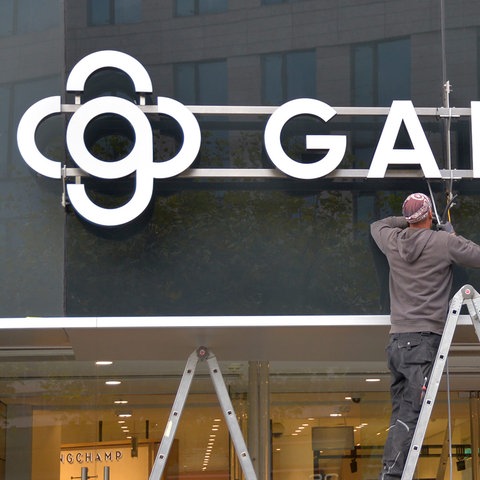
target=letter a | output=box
[367,101,441,178]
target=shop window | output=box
[175,0,227,16]
[353,37,411,107]
[88,0,141,26]
[262,50,316,105]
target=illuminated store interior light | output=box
[105,380,121,385]
[96,361,113,365]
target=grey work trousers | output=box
[379,332,441,480]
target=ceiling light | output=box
[118,413,132,418]
[105,380,121,385]
[366,378,380,382]
[96,361,113,365]
[114,400,128,404]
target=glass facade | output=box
[2,1,480,479]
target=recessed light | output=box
[114,400,128,404]
[118,413,132,418]
[366,378,380,382]
[105,380,121,385]
[96,361,113,365]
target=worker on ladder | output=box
[370,192,480,480]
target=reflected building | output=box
[1,1,480,479]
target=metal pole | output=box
[470,393,480,480]
[248,361,270,480]
[248,361,260,478]
[258,361,270,480]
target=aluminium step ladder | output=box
[402,284,480,480]
[148,346,257,480]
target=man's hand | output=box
[438,221,455,234]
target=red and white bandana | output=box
[402,193,432,224]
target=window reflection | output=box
[0,0,60,35]
[175,0,228,17]
[262,50,316,105]
[88,0,141,26]
[353,38,411,107]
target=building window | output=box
[262,50,316,105]
[353,37,411,107]
[88,0,141,26]
[351,38,411,171]
[175,0,227,16]
[174,60,228,166]
[262,0,302,4]
[0,0,60,36]
[174,60,227,105]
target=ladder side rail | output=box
[401,287,465,480]
[206,353,258,480]
[463,289,480,342]
[149,350,199,480]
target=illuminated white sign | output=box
[16,50,478,226]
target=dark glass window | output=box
[0,0,59,36]
[0,87,10,177]
[0,0,14,36]
[174,60,228,167]
[175,0,227,16]
[262,50,316,105]
[88,0,141,26]
[262,0,302,4]
[353,37,411,106]
[174,60,227,104]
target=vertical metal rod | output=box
[470,393,480,480]
[81,466,88,480]
[103,466,110,480]
[258,361,270,480]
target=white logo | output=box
[17,50,201,226]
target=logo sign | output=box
[16,50,480,226]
